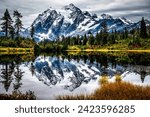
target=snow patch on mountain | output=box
[22,3,150,42]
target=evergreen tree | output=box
[0,63,13,92]
[101,20,108,45]
[30,24,35,39]
[13,65,24,91]
[83,34,87,45]
[140,17,148,38]
[124,27,128,39]
[29,62,35,76]
[13,10,23,37]
[99,30,103,45]
[109,30,115,44]
[9,26,15,39]
[66,36,71,45]
[88,34,94,45]
[114,29,118,40]
[95,32,99,45]
[76,35,80,45]
[148,25,150,37]
[1,9,13,37]
[73,37,78,45]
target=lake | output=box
[0,52,150,99]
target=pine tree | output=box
[101,20,108,45]
[83,34,87,45]
[110,30,115,44]
[13,65,24,91]
[95,32,99,45]
[1,9,13,37]
[148,25,150,37]
[88,34,94,45]
[29,62,35,76]
[76,35,80,45]
[13,10,23,37]
[124,27,128,39]
[99,30,103,45]
[140,17,148,38]
[0,63,13,92]
[30,24,35,39]
[9,26,15,39]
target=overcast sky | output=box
[0,0,150,28]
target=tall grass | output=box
[93,82,150,100]
[57,81,150,100]
[57,94,92,100]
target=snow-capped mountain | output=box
[25,3,149,41]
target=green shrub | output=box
[115,74,122,82]
[99,75,109,85]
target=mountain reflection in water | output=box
[0,53,150,99]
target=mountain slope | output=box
[25,3,149,42]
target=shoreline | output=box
[66,49,150,53]
[1,47,150,55]
[0,47,34,54]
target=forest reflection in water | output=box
[0,52,150,99]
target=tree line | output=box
[56,17,149,47]
[39,17,150,51]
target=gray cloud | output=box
[0,0,149,27]
[92,3,150,21]
[99,5,150,12]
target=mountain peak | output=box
[64,3,79,11]
[68,3,75,7]
[101,13,113,19]
[24,4,144,42]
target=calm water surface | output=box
[0,52,150,99]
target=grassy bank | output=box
[57,81,150,100]
[0,47,34,54]
[67,38,150,52]
[67,48,150,53]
